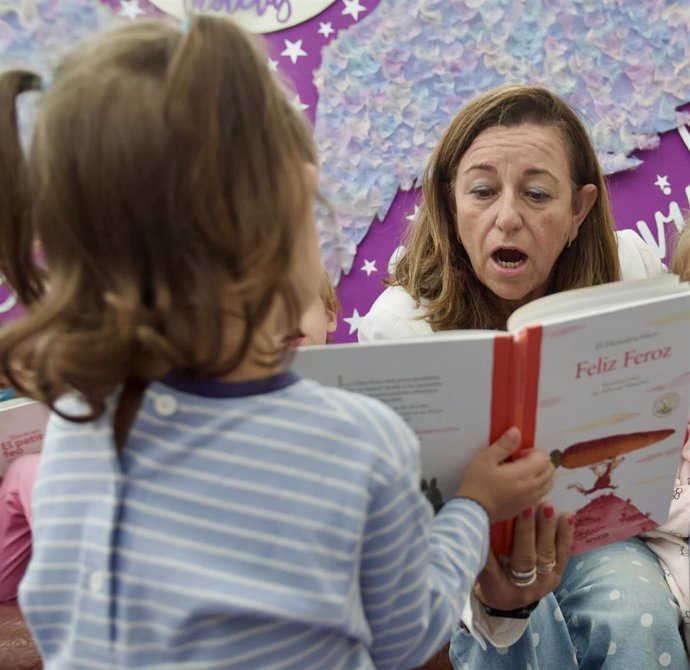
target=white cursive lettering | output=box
[191,0,292,23]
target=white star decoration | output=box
[342,0,366,21]
[293,95,309,112]
[406,205,419,222]
[281,39,307,64]
[343,308,364,335]
[119,0,144,20]
[0,292,16,314]
[318,21,335,38]
[361,259,377,276]
[268,58,278,72]
[654,175,671,195]
[0,273,17,314]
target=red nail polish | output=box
[567,515,576,526]
[522,507,533,519]
[543,505,555,519]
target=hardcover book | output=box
[0,397,50,478]
[293,274,690,556]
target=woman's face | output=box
[453,123,597,313]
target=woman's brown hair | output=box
[670,222,690,281]
[394,84,621,331]
[0,16,316,419]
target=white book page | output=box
[292,333,498,502]
[507,274,687,333]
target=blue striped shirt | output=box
[20,371,489,669]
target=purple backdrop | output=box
[0,0,688,345]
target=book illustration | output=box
[636,473,675,486]
[636,444,684,464]
[567,455,625,496]
[572,493,657,550]
[653,392,679,416]
[565,412,640,433]
[553,429,675,554]
[648,311,690,326]
[421,477,444,513]
[550,429,675,469]
[648,372,690,393]
[538,396,562,408]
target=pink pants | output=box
[0,453,39,601]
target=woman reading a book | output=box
[359,85,685,668]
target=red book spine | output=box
[489,326,543,558]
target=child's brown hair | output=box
[0,17,316,418]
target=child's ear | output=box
[326,298,338,333]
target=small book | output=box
[293,274,690,556]
[0,397,50,478]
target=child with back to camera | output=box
[0,17,556,669]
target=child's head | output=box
[671,223,690,281]
[0,17,323,413]
[286,267,339,347]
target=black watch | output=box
[481,599,540,619]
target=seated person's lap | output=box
[558,537,687,668]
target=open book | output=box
[293,274,690,556]
[0,397,50,478]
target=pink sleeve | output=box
[0,453,40,601]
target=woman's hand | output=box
[474,501,574,611]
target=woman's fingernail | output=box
[543,505,555,519]
[567,515,576,526]
[522,507,533,519]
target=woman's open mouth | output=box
[492,247,527,269]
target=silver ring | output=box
[509,566,537,587]
[537,560,557,575]
[510,567,537,580]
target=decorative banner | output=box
[147,0,338,33]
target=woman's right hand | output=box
[475,502,574,611]
[455,427,555,522]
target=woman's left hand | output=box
[474,501,574,611]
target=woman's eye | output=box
[471,186,494,199]
[526,190,549,202]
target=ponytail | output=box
[0,70,44,306]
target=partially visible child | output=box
[0,452,39,601]
[0,17,555,669]
[642,222,690,651]
[0,374,39,603]
[285,267,339,347]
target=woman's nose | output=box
[494,195,523,233]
